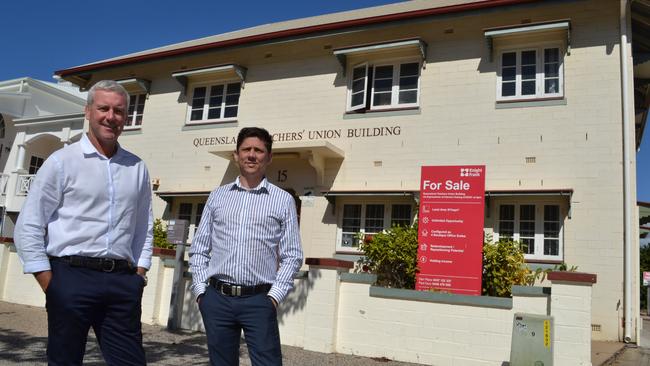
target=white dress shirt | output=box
[189,177,304,304]
[15,134,153,274]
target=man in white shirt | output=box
[14,80,153,366]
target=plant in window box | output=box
[153,218,174,249]
[357,222,419,289]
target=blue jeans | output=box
[199,285,281,366]
[45,259,146,366]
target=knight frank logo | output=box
[460,167,483,177]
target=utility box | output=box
[509,313,553,366]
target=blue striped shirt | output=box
[188,177,303,303]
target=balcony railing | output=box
[16,174,35,196]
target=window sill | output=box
[495,97,566,109]
[186,118,237,126]
[182,119,238,131]
[343,107,420,119]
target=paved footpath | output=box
[0,301,420,366]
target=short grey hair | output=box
[87,80,130,111]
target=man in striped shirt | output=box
[189,127,303,366]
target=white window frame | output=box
[176,200,207,242]
[125,93,146,130]
[496,42,564,102]
[346,58,421,112]
[186,79,241,124]
[493,201,565,261]
[336,201,414,253]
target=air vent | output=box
[592,324,601,332]
[525,157,536,164]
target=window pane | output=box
[544,63,559,78]
[135,115,143,125]
[193,87,206,98]
[400,63,419,76]
[499,205,515,220]
[375,65,393,79]
[342,204,362,248]
[502,82,516,97]
[544,205,559,221]
[196,203,205,225]
[520,238,534,254]
[191,97,205,109]
[544,239,559,256]
[352,66,366,80]
[210,85,224,97]
[341,233,358,248]
[520,221,535,237]
[502,66,516,81]
[179,203,192,222]
[522,81,536,95]
[225,94,240,105]
[226,83,241,94]
[374,78,392,92]
[352,79,365,93]
[500,222,514,238]
[520,205,535,220]
[391,205,411,227]
[224,106,238,118]
[373,92,392,106]
[545,79,559,94]
[399,76,418,90]
[522,50,536,65]
[544,48,559,63]
[522,65,536,80]
[365,204,385,233]
[502,52,516,66]
[351,93,364,107]
[208,108,222,120]
[190,110,203,121]
[209,95,223,108]
[399,90,417,104]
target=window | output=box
[347,60,420,112]
[338,202,413,252]
[177,201,207,239]
[187,82,241,123]
[178,203,193,222]
[126,94,146,128]
[28,156,44,175]
[497,45,563,101]
[495,203,563,260]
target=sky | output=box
[0,0,648,202]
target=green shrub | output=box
[357,222,419,289]
[153,218,174,249]
[482,238,529,297]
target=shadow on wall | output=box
[277,269,319,325]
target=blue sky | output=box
[0,0,648,201]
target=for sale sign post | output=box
[416,166,486,295]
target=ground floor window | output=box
[338,201,413,252]
[175,200,206,240]
[494,201,563,261]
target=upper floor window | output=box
[126,94,146,128]
[497,45,563,101]
[0,114,5,139]
[187,82,241,123]
[494,202,563,261]
[347,60,420,112]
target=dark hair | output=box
[236,127,273,153]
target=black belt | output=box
[52,256,133,273]
[210,278,272,297]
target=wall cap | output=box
[306,257,354,269]
[547,271,597,284]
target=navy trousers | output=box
[45,259,146,366]
[199,285,282,366]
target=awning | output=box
[484,20,571,61]
[116,78,151,94]
[210,140,344,186]
[485,189,573,218]
[171,64,247,93]
[333,38,427,76]
[322,190,417,210]
[155,190,210,203]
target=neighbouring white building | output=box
[1,0,649,351]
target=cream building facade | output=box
[33,0,646,343]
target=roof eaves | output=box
[55,0,540,78]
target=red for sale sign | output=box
[415,166,486,295]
